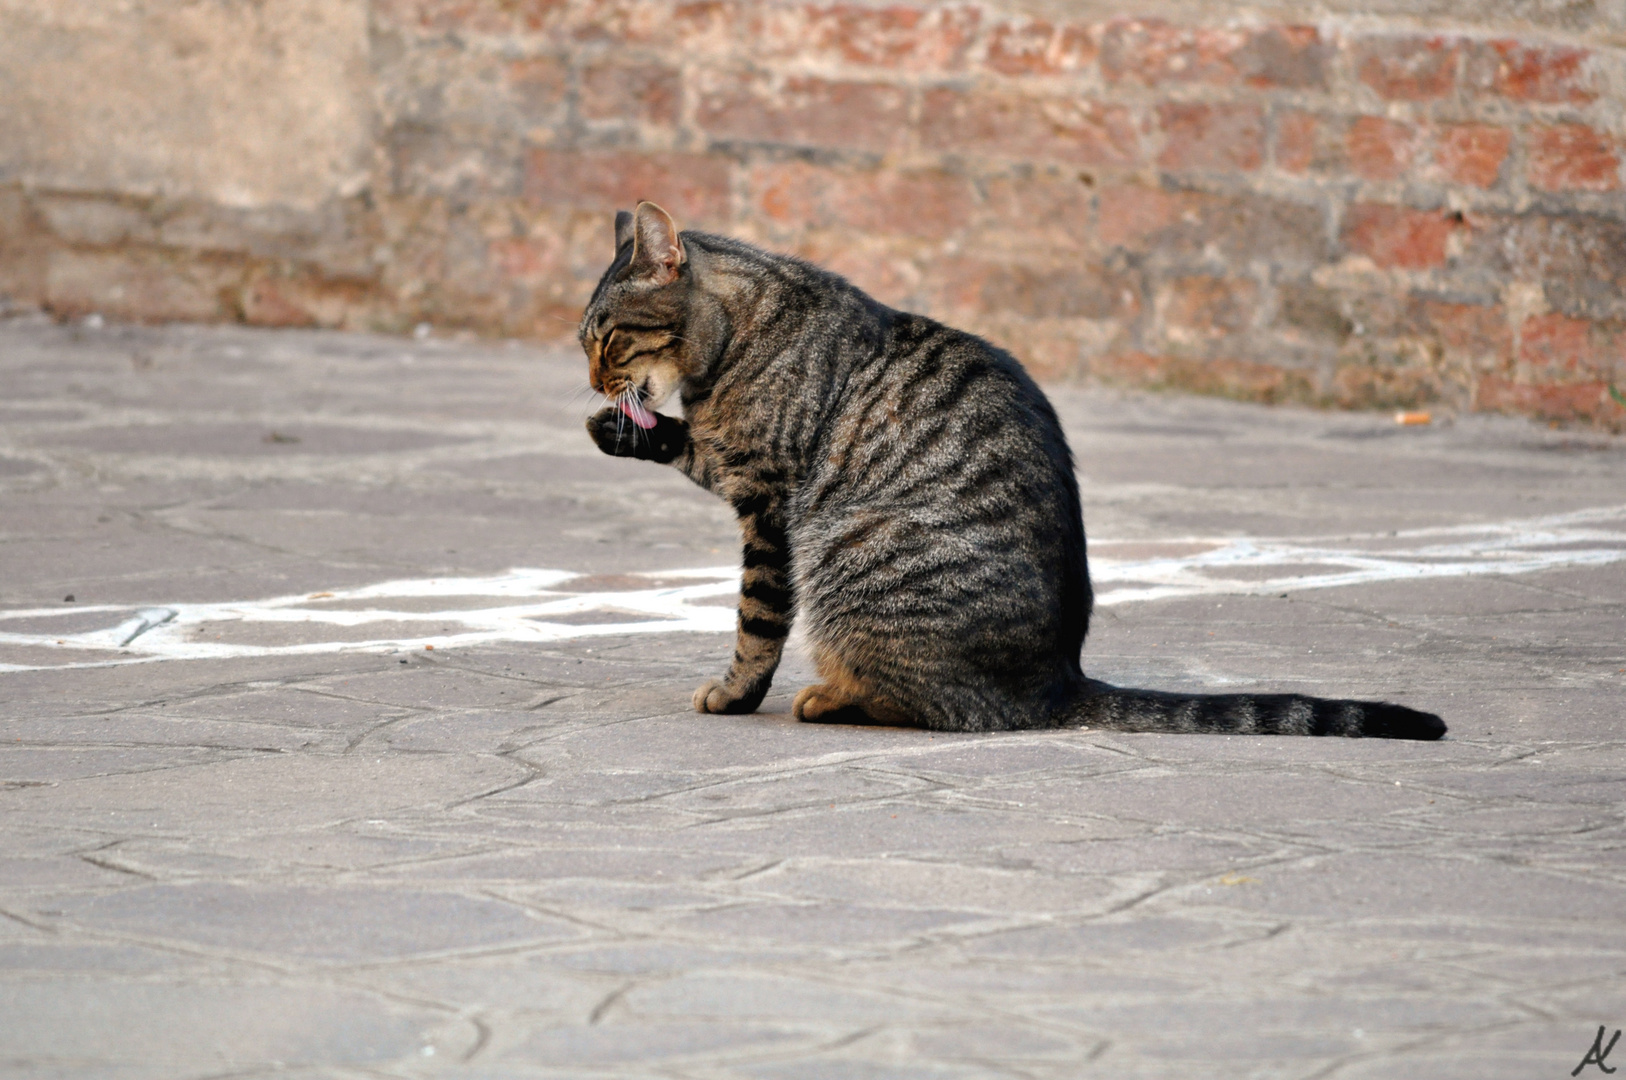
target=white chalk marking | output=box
[1090,503,1626,605]
[2,505,1622,673]
[112,608,178,647]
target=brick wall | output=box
[2,1,1624,429]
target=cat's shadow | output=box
[751,696,910,729]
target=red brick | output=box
[778,4,981,71]
[783,237,916,307]
[563,0,744,51]
[694,71,911,154]
[1465,40,1595,104]
[1158,274,1258,338]
[1098,186,1329,266]
[0,186,35,240]
[1424,301,1512,366]
[1476,376,1618,424]
[506,56,569,102]
[1328,361,1443,410]
[1099,21,1326,88]
[1327,287,1422,341]
[915,254,994,312]
[989,321,1099,381]
[1101,18,1247,85]
[385,122,526,199]
[1353,35,1460,100]
[1345,116,1420,181]
[579,59,681,126]
[1235,26,1328,89]
[523,150,731,224]
[1096,186,1190,249]
[749,162,974,238]
[0,190,45,305]
[1275,110,1318,173]
[920,88,1141,167]
[240,278,320,328]
[1527,125,1621,193]
[1157,103,1264,173]
[1341,204,1457,270]
[1275,282,1354,341]
[975,175,1095,251]
[1460,213,1626,322]
[381,0,566,34]
[45,248,238,324]
[239,271,377,331]
[488,233,567,283]
[979,261,1138,320]
[1428,124,1511,189]
[503,57,571,142]
[981,18,1095,75]
[753,167,817,226]
[1519,312,1599,376]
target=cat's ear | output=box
[613,210,634,253]
[629,201,686,285]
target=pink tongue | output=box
[619,397,657,430]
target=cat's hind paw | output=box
[793,683,908,726]
[792,684,869,724]
[693,678,763,714]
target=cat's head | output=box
[579,201,696,413]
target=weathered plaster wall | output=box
[2,0,1623,427]
[0,0,373,206]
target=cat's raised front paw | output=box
[692,678,761,714]
[586,405,688,463]
[586,406,641,458]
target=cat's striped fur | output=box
[579,202,1445,740]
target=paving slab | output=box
[1,314,1624,1078]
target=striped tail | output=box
[1068,680,1445,740]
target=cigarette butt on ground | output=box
[1394,411,1432,426]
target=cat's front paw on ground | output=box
[586,406,688,463]
[692,678,763,714]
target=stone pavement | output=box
[1,314,1623,1080]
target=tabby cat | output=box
[579,202,1445,740]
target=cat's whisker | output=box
[556,386,594,413]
